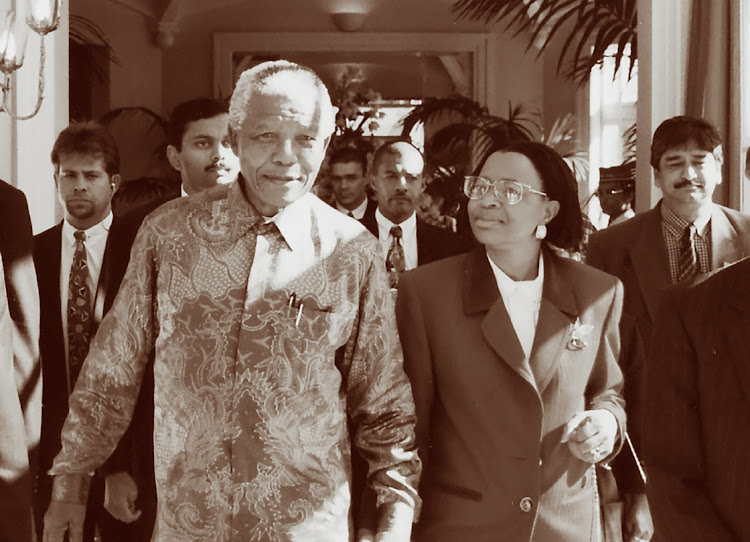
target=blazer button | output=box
[519,497,534,513]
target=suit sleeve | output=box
[395,271,435,473]
[587,278,627,460]
[341,239,421,533]
[642,289,736,541]
[0,253,34,541]
[0,186,41,477]
[48,218,158,502]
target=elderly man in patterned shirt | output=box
[43,60,421,542]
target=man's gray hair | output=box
[229,60,335,133]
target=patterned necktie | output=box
[386,225,405,289]
[677,223,699,282]
[68,230,92,388]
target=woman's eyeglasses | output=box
[463,176,548,205]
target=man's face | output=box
[654,139,722,212]
[230,77,332,217]
[167,113,240,195]
[371,147,425,224]
[55,152,119,230]
[330,161,367,210]
[597,181,633,217]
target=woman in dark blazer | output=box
[397,141,626,542]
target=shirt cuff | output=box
[50,473,92,505]
[377,500,415,540]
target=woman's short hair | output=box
[477,141,583,251]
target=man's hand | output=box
[623,492,654,542]
[562,409,619,463]
[43,500,86,542]
[104,471,141,523]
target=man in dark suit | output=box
[362,141,463,287]
[587,115,750,541]
[0,180,41,541]
[34,122,148,541]
[328,146,377,222]
[643,258,750,541]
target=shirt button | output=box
[520,497,534,513]
[539,458,543,466]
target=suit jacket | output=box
[397,246,626,542]
[34,212,148,540]
[0,180,40,542]
[586,202,750,491]
[643,258,750,542]
[360,211,464,266]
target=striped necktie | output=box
[68,230,92,388]
[676,223,699,282]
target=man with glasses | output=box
[587,115,750,542]
[362,141,463,289]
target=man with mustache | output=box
[362,141,462,289]
[33,122,147,541]
[166,97,240,196]
[587,115,750,542]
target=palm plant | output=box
[451,0,637,84]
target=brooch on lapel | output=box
[567,318,593,351]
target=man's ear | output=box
[713,144,724,165]
[166,145,182,172]
[229,127,240,158]
[110,174,122,194]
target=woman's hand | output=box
[561,409,619,463]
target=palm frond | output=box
[400,95,489,137]
[451,0,637,84]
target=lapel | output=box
[528,248,579,394]
[629,205,671,321]
[416,220,427,267]
[463,247,535,389]
[36,224,64,342]
[723,262,750,406]
[710,206,741,270]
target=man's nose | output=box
[72,176,87,191]
[273,139,295,165]
[684,164,698,179]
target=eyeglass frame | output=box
[463,175,548,205]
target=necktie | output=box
[386,225,405,289]
[347,211,355,218]
[68,230,92,388]
[676,223,699,282]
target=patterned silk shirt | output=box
[49,180,421,541]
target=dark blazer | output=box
[586,202,750,490]
[397,246,626,542]
[34,212,151,541]
[0,180,40,542]
[643,258,750,542]
[360,211,464,266]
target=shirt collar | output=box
[62,212,113,244]
[486,251,545,298]
[264,193,315,253]
[336,196,368,218]
[660,202,712,238]
[375,207,417,238]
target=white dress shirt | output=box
[336,197,368,220]
[487,252,545,360]
[374,208,418,271]
[60,213,112,362]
